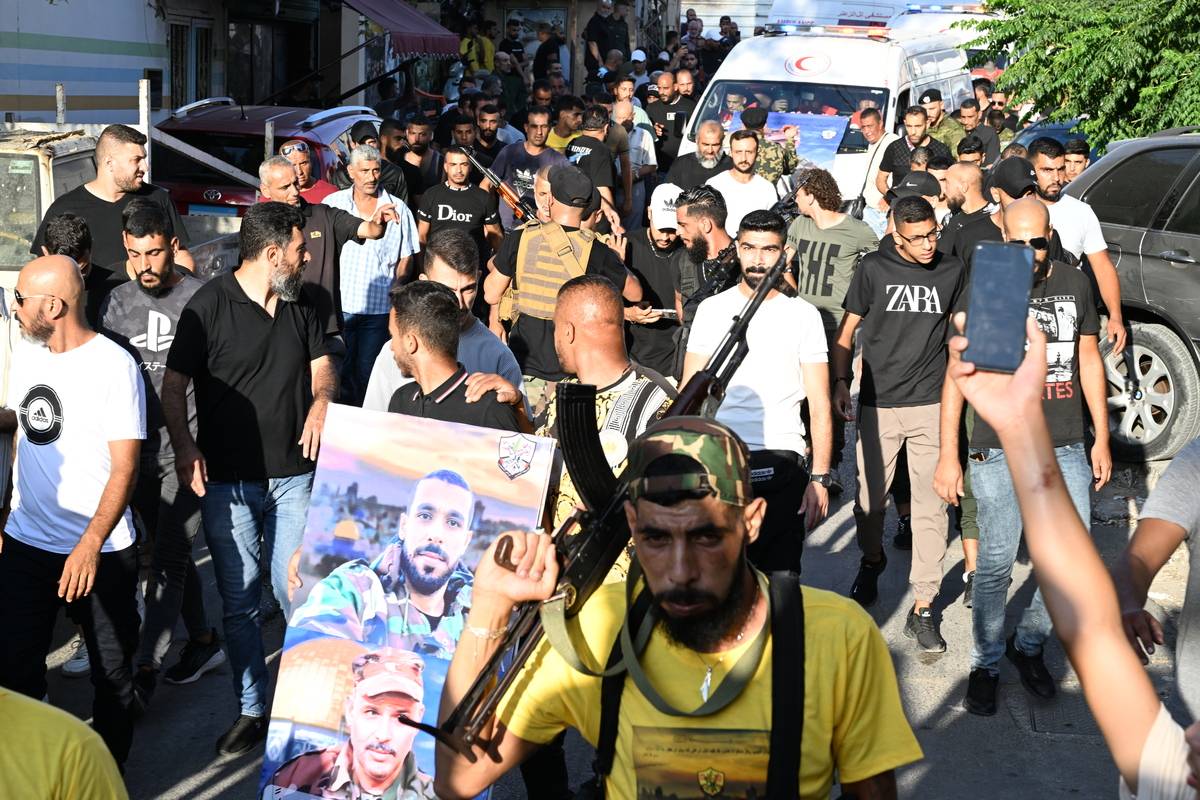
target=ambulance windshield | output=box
[686,80,889,153]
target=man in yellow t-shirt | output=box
[0,689,128,800]
[434,417,923,799]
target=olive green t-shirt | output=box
[786,214,880,331]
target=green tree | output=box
[962,0,1200,148]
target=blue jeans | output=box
[200,473,313,716]
[341,313,391,406]
[969,442,1092,672]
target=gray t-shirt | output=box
[1140,436,1200,717]
[100,273,203,459]
[363,317,529,415]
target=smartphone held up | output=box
[962,241,1035,374]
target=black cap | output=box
[918,88,942,104]
[887,170,941,204]
[549,165,594,208]
[349,120,379,144]
[741,107,768,129]
[989,156,1037,199]
[583,187,602,218]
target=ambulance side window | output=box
[895,89,910,134]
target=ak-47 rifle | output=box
[465,146,538,223]
[406,253,792,758]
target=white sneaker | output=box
[62,638,90,678]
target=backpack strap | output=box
[766,571,805,799]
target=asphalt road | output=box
[41,431,1187,799]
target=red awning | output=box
[345,0,460,59]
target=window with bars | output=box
[168,17,214,109]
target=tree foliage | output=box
[963,0,1200,148]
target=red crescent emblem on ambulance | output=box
[784,53,831,76]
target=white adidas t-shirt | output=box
[687,285,828,454]
[1048,194,1107,259]
[7,333,145,554]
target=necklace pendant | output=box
[700,666,713,702]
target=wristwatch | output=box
[810,473,834,488]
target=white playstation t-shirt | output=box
[687,285,828,454]
[7,333,145,554]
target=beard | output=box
[270,265,304,302]
[685,235,709,265]
[652,551,750,651]
[698,154,720,169]
[115,172,144,192]
[408,140,429,155]
[946,194,965,215]
[1036,183,1061,201]
[18,311,53,345]
[479,128,496,143]
[1033,250,1051,281]
[742,263,773,290]
[137,271,170,298]
[400,542,457,595]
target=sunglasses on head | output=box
[280,141,309,156]
[1011,236,1050,250]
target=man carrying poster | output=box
[289,471,477,660]
[268,648,436,799]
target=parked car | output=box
[1012,118,1103,160]
[154,98,381,219]
[1065,130,1200,460]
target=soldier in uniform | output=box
[740,107,798,189]
[919,88,966,155]
[288,470,477,660]
[484,165,641,428]
[268,648,436,799]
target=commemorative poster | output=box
[259,405,556,798]
[725,111,851,171]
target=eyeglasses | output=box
[990,101,1005,107]
[13,289,55,307]
[1011,236,1050,250]
[280,141,310,156]
[895,228,940,245]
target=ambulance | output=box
[678,3,994,200]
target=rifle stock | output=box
[415,254,790,758]
[465,147,537,221]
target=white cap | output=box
[631,48,647,62]
[650,183,683,229]
[658,50,670,62]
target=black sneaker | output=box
[963,571,976,608]
[132,669,156,719]
[904,606,947,653]
[216,714,266,756]
[1006,635,1056,699]
[164,631,227,685]
[849,554,887,608]
[963,668,999,716]
[893,515,912,550]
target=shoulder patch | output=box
[310,230,322,238]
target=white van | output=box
[678,9,989,199]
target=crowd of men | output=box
[5,23,1200,796]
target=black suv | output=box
[1065,130,1200,460]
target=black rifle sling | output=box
[767,571,805,798]
[589,573,805,795]
[589,589,653,794]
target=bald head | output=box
[553,276,627,376]
[944,162,985,211]
[948,162,983,193]
[20,254,85,302]
[14,255,87,344]
[1003,196,1051,239]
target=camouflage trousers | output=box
[523,375,558,431]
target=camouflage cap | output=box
[626,416,751,506]
[351,648,425,701]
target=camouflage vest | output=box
[513,221,596,320]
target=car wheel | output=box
[1101,322,1200,461]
